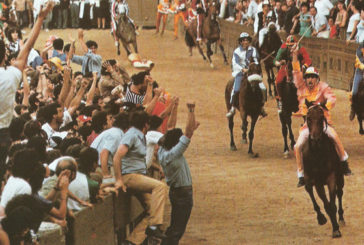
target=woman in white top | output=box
[347,2,360,41]
[356,9,364,43]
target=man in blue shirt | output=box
[158,102,200,245]
[113,110,167,245]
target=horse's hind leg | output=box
[287,115,295,150]
[217,39,228,65]
[279,112,289,156]
[228,116,237,151]
[196,43,207,61]
[315,184,341,238]
[206,41,213,68]
[337,175,345,226]
[305,184,327,225]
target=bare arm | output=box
[142,76,154,106]
[78,29,89,53]
[100,149,112,177]
[67,35,76,65]
[68,79,88,115]
[167,97,179,130]
[86,72,97,106]
[57,66,71,107]
[13,1,54,71]
[185,102,200,139]
[349,20,359,40]
[49,175,69,219]
[144,88,163,114]
[21,69,30,106]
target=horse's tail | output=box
[185,29,196,47]
[225,79,234,110]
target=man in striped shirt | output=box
[124,71,152,106]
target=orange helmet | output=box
[286,35,297,46]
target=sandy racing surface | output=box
[34,28,364,244]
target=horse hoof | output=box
[339,219,346,226]
[249,152,259,158]
[317,214,327,225]
[230,145,237,151]
[283,151,290,159]
[332,230,342,238]
[210,63,214,69]
[242,139,248,144]
[360,129,364,135]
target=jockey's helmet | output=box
[286,35,297,46]
[304,66,319,79]
[239,32,252,42]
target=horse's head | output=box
[208,0,219,16]
[247,62,263,87]
[307,104,327,142]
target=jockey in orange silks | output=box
[291,47,352,188]
[190,0,207,42]
[111,0,137,46]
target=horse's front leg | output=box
[228,116,237,151]
[196,42,207,61]
[287,114,296,150]
[279,112,289,156]
[358,116,364,135]
[248,115,259,157]
[132,40,138,54]
[241,112,248,144]
[336,175,345,226]
[315,184,341,238]
[122,42,131,56]
[265,65,273,97]
[305,184,327,225]
[116,40,120,56]
[206,40,214,68]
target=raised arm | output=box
[57,66,72,107]
[21,68,30,106]
[86,72,98,106]
[13,1,55,71]
[78,29,89,53]
[167,97,179,130]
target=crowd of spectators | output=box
[0,0,110,31]
[0,0,200,244]
[219,0,364,42]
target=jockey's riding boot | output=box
[277,100,282,113]
[297,177,305,188]
[341,160,352,176]
[226,92,239,118]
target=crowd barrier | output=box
[38,193,145,245]
[219,20,358,91]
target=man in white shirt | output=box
[310,6,329,38]
[247,0,260,24]
[314,0,333,17]
[0,1,54,180]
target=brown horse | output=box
[302,105,345,238]
[115,14,138,56]
[352,79,364,135]
[225,62,263,157]
[185,0,228,67]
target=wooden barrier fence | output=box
[38,193,145,245]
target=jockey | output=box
[291,48,352,188]
[273,35,311,112]
[190,0,207,43]
[350,42,364,120]
[226,32,268,118]
[111,0,137,47]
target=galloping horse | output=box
[259,24,282,97]
[352,79,364,134]
[225,62,263,157]
[279,65,299,158]
[185,0,228,67]
[115,14,138,56]
[302,104,345,238]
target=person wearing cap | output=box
[349,42,364,120]
[291,47,352,188]
[253,0,276,35]
[273,35,311,112]
[227,32,268,118]
[49,57,64,73]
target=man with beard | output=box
[124,71,153,107]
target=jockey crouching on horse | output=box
[111,0,137,47]
[274,35,311,113]
[291,46,352,188]
[349,42,364,120]
[226,32,268,118]
[190,0,207,43]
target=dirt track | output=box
[34,28,364,244]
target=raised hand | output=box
[39,1,55,18]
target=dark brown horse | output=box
[352,79,364,135]
[225,62,263,157]
[185,0,228,68]
[258,24,282,97]
[302,105,345,238]
[115,14,138,56]
[279,71,299,158]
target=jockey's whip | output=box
[296,23,313,45]
[260,50,276,63]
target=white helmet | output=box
[239,32,252,42]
